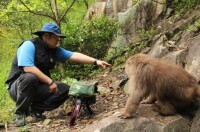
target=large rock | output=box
[117,0,153,37]
[148,35,169,58]
[106,0,129,17]
[85,2,106,20]
[156,5,200,35]
[118,6,137,28]
[105,35,128,61]
[80,105,191,132]
[190,108,200,132]
[161,49,187,66]
[134,0,153,30]
[179,34,200,81]
[152,0,166,20]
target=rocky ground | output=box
[0,68,128,132]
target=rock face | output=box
[191,108,200,131]
[81,105,191,132]
[82,0,200,131]
[105,0,130,17]
[180,35,200,82]
[85,2,106,20]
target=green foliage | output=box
[127,41,147,56]
[0,30,4,37]
[170,0,199,14]
[0,0,95,41]
[132,0,140,5]
[113,29,153,66]
[79,17,119,58]
[61,17,119,79]
[0,30,17,123]
[188,19,200,32]
[0,0,49,40]
[65,17,119,58]
[113,56,127,66]
[107,28,154,67]
[113,42,147,66]
[136,29,154,40]
[18,126,30,132]
[195,19,200,28]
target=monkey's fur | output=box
[121,53,200,118]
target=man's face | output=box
[45,33,60,48]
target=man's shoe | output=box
[14,114,26,127]
[30,111,46,120]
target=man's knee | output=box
[57,82,70,94]
[20,73,38,84]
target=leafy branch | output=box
[19,0,76,26]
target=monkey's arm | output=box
[120,76,145,118]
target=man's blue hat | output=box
[33,23,66,38]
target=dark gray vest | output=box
[5,37,57,85]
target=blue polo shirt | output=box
[17,41,73,67]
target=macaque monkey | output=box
[121,53,200,118]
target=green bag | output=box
[69,81,99,96]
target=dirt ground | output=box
[0,71,128,132]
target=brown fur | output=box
[121,53,200,118]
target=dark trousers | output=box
[8,73,70,115]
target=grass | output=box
[0,33,19,123]
[0,56,15,123]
